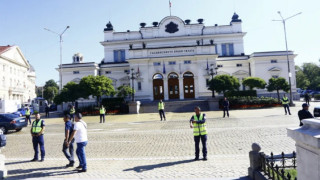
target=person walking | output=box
[63,114,75,167]
[189,106,207,161]
[45,105,50,118]
[69,105,75,122]
[25,107,31,125]
[30,112,45,162]
[281,94,291,115]
[99,105,106,123]
[158,99,166,121]
[68,113,88,173]
[304,93,310,105]
[298,103,314,126]
[222,97,229,118]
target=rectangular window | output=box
[153,62,161,66]
[236,64,242,67]
[73,71,79,74]
[221,43,234,56]
[124,70,130,73]
[271,60,278,63]
[272,75,279,78]
[217,64,223,68]
[138,82,142,90]
[113,50,125,62]
[184,60,191,64]
[168,61,176,65]
[206,79,210,87]
[105,71,111,74]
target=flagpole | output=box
[169,0,172,16]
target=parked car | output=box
[0,113,28,134]
[314,106,320,117]
[49,104,57,111]
[15,107,34,116]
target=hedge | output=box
[224,90,257,97]
[219,96,281,109]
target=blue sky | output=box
[1,0,319,86]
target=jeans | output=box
[159,110,166,120]
[32,135,45,160]
[70,114,74,122]
[194,135,207,158]
[283,104,291,115]
[45,111,49,118]
[223,107,229,117]
[26,115,31,124]
[100,114,105,123]
[76,141,88,170]
[62,139,74,163]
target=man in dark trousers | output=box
[298,103,314,126]
[45,105,50,118]
[158,99,166,121]
[25,107,31,125]
[62,114,75,167]
[304,93,310,105]
[190,106,207,161]
[223,97,229,118]
[281,94,291,115]
[99,105,106,123]
[69,105,75,122]
[30,112,45,162]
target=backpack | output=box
[0,134,6,147]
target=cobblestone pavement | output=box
[2,101,318,179]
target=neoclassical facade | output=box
[60,13,297,101]
[0,45,36,102]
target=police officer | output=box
[190,106,207,161]
[158,99,166,121]
[63,114,75,167]
[99,105,106,123]
[30,112,45,162]
[222,97,229,118]
[25,107,31,125]
[298,103,314,126]
[70,105,75,122]
[281,94,291,115]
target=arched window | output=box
[183,71,194,77]
[168,72,179,79]
[153,74,163,79]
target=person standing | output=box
[25,107,31,125]
[68,113,88,173]
[45,105,50,118]
[189,106,207,161]
[30,112,45,162]
[304,93,310,105]
[158,99,166,121]
[99,105,106,123]
[63,114,75,167]
[298,103,314,126]
[281,94,291,115]
[222,97,229,118]
[69,105,75,122]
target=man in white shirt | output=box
[67,113,88,173]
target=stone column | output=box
[179,77,184,100]
[287,119,320,180]
[163,76,168,101]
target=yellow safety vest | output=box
[70,108,75,114]
[281,97,289,105]
[25,109,30,116]
[32,119,43,134]
[100,108,105,114]
[158,102,164,110]
[193,113,207,136]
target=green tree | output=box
[79,75,114,104]
[295,66,310,89]
[301,63,320,90]
[44,79,59,90]
[242,77,266,90]
[208,75,240,94]
[116,85,135,98]
[43,86,58,102]
[266,77,290,101]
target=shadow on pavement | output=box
[5,160,31,165]
[232,176,251,180]
[123,159,194,172]
[6,166,77,179]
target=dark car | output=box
[314,106,320,117]
[0,113,28,134]
[49,104,57,111]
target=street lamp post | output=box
[127,68,139,102]
[273,11,301,106]
[207,64,219,98]
[44,26,70,93]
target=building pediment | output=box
[217,71,229,75]
[268,67,281,72]
[0,46,29,68]
[232,70,249,76]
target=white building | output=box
[0,45,36,102]
[60,13,297,101]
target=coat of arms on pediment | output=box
[165,21,179,33]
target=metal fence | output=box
[260,151,297,180]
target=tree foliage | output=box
[44,79,59,90]
[116,85,134,98]
[208,75,240,94]
[295,66,310,90]
[266,77,290,101]
[43,79,59,102]
[242,77,266,90]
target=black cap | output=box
[302,103,309,108]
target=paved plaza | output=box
[1,101,317,179]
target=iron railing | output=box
[261,151,297,180]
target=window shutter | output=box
[229,44,234,56]
[121,50,125,61]
[113,50,118,62]
[221,44,227,56]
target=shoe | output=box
[30,159,38,162]
[77,169,87,173]
[160,119,162,121]
[289,114,292,115]
[203,157,208,161]
[66,163,74,168]
[285,113,287,115]
[194,157,199,161]
[164,119,166,121]
[39,159,44,162]
[76,165,82,169]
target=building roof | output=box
[0,45,11,54]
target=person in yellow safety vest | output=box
[25,107,31,125]
[190,106,207,161]
[99,105,106,123]
[70,105,76,122]
[30,112,46,162]
[281,94,291,115]
[158,99,166,121]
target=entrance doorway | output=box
[183,72,195,99]
[168,72,179,99]
[153,74,164,100]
